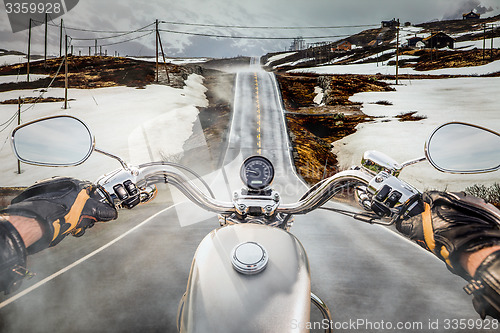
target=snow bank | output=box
[0,54,28,66]
[455,37,500,51]
[289,58,500,76]
[0,74,49,84]
[332,77,500,191]
[264,52,297,66]
[128,56,210,65]
[0,74,208,186]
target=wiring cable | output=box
[160,21,379,30]
[70,31,154,48]
[158,29,351,40]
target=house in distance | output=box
[463,10,481,20]
[423,32,455,49]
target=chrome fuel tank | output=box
[177,223,311,333]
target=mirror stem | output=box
[401,156,426,169]
[94,147,130,171]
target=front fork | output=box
[311,292,333,333]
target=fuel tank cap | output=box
[231,242,268,275]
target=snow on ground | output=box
[313,86,323,105]
[332,77,500,191]
[264,52,297,66]
[391,26,426,45]
[0,54,28,66]
[0,74,49,84]
[0,73,208,186]
[275,58,314,68]
[290,57,500,76]
[351,49,395,64]
[455,37,500,51]
[128,56,210,65]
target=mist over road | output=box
[0,61,488,332]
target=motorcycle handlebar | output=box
[127,164,373,216]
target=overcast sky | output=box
[1,0,499,58]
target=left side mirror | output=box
[11,115,94,167]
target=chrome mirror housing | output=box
[425,122,500,174]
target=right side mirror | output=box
[425,122,500,174]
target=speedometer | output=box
[240,156,275,190]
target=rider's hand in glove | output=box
[397,191,500,319]
[2,177,117,254]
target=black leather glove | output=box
[0,219,28,294]
[397,191,500,319]
[397,191,500,278]
[465,250,500,319]
[2,177,117,253]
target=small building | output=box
[336,41,352,51]
[423,32,455,49]
[381,19,399,28]
[407,36,424,48]
[463,11,480,20]
[289,37,305,51]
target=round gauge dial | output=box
[240,156,275,190]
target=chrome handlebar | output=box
[97,163,375,217]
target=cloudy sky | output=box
[1,0,499,58]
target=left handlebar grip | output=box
[92,185,116,209]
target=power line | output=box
[159,29,351,40]
[32,19,154,34]
[70,31,154,48]
[160,21,379,30]
[70,24,155,41]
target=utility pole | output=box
[95,39,98,56]
[27,18,31,83]
[155,19,159,83]
[395,19,400,85]
[44,13,48,66]
[491,25,494,58]
[483,23,486,63]
[59,19,63,57]
[64,35,68,110]
[17,97,21,174]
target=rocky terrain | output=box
[277,73,396,184]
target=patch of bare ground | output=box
[0,56,201,93]
[178,68,235,172]
[197,69,234,162]
[397,49,500,72]
[396,111,427,122]
[0,97,73,104]
[276,73,395,184]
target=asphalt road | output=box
[0,63,492,332]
